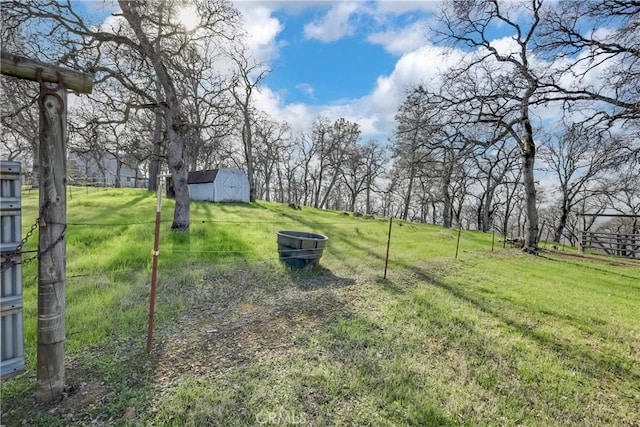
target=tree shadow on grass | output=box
[404,263,640,385]
[216,201,267,211]
[315,312,457,426]
[68,191,155,224]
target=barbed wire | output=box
[67,220,170,226]
[46,218,389,227]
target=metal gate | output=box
[1,160,24,379]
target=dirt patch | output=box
[26,379,110,424]
[62,380,108,410]
[149,265,358,398]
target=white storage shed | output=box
[187,168,250,203]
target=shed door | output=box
[219,171,245,202]
[1,161,25,379]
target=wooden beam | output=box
[1,52,93,94]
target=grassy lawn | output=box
[2,187,639,426]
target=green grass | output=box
[2,187,639,426]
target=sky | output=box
[71,0,618,145]
[234,0,443,140]
[72,0,447,141]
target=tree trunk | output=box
[319,168,341,209]
[554,202,570,243]
[36,82,66,403]
[148,85,163,192]
[313,168,323,209]
[431,200,437,224]
[482,187,495,232]
[403,164,416,220]
[442,174,452,228]
[276,164,285,203]
[365,177,372,214]
[349,192,357,213]
[443,194,452,228]
[166,117,190,230]
[476,198,484,231]
[263,158,275,202]
[120,1,189,230]
[115,157,122,188]
[521,136,539,253]
[243,111,256,202]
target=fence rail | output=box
[580,231,639,259]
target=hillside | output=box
[2,187,639,426]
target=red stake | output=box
[384,217,392,279]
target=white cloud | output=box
[303,2,360,42]
[245,2,624,147]
[234,4,284,62]
[373,0,443,15]
[295,83,315,98]
[362,44,460,125]
[367,20,431,55]
[97,13,126,33]
[254,43,461,140]
[253,86,316,132]
[488,36,523,60]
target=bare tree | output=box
[340,141,369,212]
[361,140,388,214]
[253,116,290,202]
[0,22,41,184]
[278,130,305,204]
[492,167,523,238]
[301,117,361,209]
[538,1,640,130]
[229,47,268,202]
[392,88,439,220]
[435,0,548,252]
[175,36,236,173]
[473,138,521,232]
[4,0,241,230]
[0,76,39,180]
[606,161,640,233]
[318,118,361,209]
[540,123,624,242]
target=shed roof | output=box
[188,169,218,184]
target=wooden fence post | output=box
[36,78,67,403]
[2,53,93,404]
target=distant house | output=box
[166,168,250,203]
[69,152,147,188]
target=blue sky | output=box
[235,1,443,139]
[76,0,440,138]
[75,1,606,141]
[262,1,443,107]
[266,12,396,106]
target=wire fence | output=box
[9,219,523,320]
[12,200,635,357]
